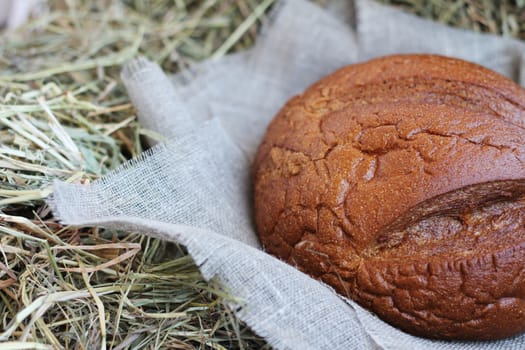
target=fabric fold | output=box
[355,0,525,84]
[52,118,257,247]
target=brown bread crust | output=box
[252,54,525,340]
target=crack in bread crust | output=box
[253,54,525,340]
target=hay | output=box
[377,0,525,39]
[0,0,522,348]
[0,0,271,348]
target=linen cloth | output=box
[51,0,525,349]
[0,0,43,29]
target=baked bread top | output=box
[253,54,525,340]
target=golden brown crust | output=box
[253,54,525,340]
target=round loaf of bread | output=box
[253,54,525,340]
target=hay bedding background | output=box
[0,0,523,349]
